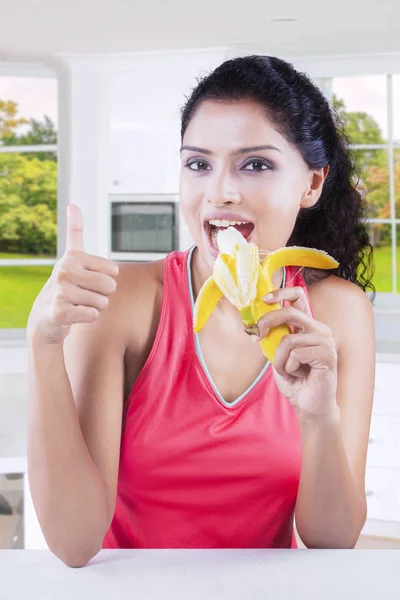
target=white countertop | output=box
[0,549,399,599]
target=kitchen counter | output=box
[0,549,400,599]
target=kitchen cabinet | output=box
[362,358,400,539]
[108,51,226,195]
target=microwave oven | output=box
[110,194,180,262]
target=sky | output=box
[0,77,58,127]
[333,74,400,143]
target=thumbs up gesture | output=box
[65,203,85,253]
[27,204,120,345]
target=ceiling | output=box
[0,0,399,62]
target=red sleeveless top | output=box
[102,247,314,549]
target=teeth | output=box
[211,227,219,249]
[209,219,249,227]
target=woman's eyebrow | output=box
[236,145,282,155]
[180,144,282,155]
[180,145,212,154]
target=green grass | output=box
[0,246,399,329]
[0,253,56,259]
[0,265,53,328]
[372,244,400,293]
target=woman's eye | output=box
[242,160,269,172]
[186,160,210,171]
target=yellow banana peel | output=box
[193,227,339,363]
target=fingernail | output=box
[250,335,260,342]
[264,293,273,301]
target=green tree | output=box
[333,96,386,146]
[0,98,57,255]
[0,100,29,141]
[0,152,57,254]
[0,203,56,254]
[333,95,392,235]
[0,153,57,210]
[2,115,57,161]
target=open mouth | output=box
[205,219,255,251]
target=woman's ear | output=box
[300,165,330,209]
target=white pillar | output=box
[55,57,111,258]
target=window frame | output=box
[0,62,58,340]
[299,54,400,312]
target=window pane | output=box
[397,226,400,294]
[394,149,400,219]
[392,76,400,146]
[352,149,390,219]
[0,77,58,329]
[0,152,57,258]
[369,223,393,293]
[332,76,387,144]
[0,77,57,146]
[0,266,53,328]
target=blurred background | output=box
[1,0,400,550]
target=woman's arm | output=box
[27,328,125,567]
[258,277,375,548]
[295,280,374,548]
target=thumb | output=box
[66,204,84,253]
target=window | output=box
[316,72,400,297]
[0,69,58,335]
[332,75,397,294]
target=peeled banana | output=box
[193,227,339,363]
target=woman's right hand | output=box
[27,203,120,345]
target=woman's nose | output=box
[205,176,241,206]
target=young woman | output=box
[27,55,375,567]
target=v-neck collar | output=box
[187,246,286,408]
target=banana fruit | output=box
[193,227,339,363]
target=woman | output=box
[27,55,375,567]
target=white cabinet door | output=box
[367,415,400,469]
[373,363,400,416]
[109,127,180,194]
[364,361,400,533]
[108,51,226,195]
[24,473,48,550]
[365,467,400,522]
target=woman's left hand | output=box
[257,286,338,420]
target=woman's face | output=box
[179,99,326,271]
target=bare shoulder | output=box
[113,259,164,308]
[110,259,164,349]
[307,275,375,352]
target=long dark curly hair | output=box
[180,55,375,297]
